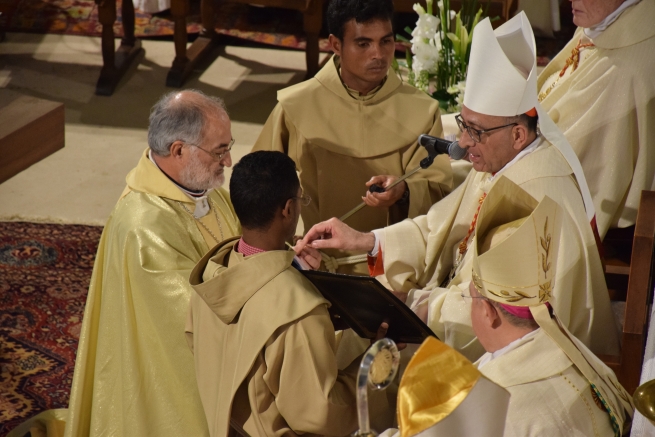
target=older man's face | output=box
[570,0,625,28]
[458,106,522,174]
[180,111,233,191]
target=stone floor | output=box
[0,33,327,225]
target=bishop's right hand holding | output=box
[303,217,376,253]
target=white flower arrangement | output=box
[396,0,486,113]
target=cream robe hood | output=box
[187,238,355,437]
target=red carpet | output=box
[0,222,102,437]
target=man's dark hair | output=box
[327,0,394,40]
[507,114,538,134]
[230,151,300,230]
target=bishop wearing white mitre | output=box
[303,12,618,362]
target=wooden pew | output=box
[0,91,65,184]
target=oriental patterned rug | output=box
[0,222,102,437]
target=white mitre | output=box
[464,12,596,220]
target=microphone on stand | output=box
[418,134,468,161]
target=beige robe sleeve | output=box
[263,306,359,436]
[252,103,289,155]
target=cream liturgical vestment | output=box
[252,57,452,274]
[537,0,655,238]
[478,328,622,437]
[380,140,618,361]
[470,182,633,437]
[63,149,240,437]
[186,238,359,437]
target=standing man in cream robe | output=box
[538,0,655,238]
[468,180,633,436]
[303,13,618,362]
[8,90,243,437]
[252,0,452,275]
[186,151,377,437]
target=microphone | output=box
[418,134,468,161]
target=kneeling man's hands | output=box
[373,322,406,350]
[293,239,322,270]
[303,218,376,253]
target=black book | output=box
[301,270,437,344]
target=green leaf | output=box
[405,48,413,69]
[404,26,414,36]
[396,34,410,43]
[455,12,462,37]
[446,33,460,43]
[460,26,469,60]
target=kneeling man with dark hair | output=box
[185,151,367,437]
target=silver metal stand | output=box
[352,338,400,437]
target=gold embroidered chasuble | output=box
[537,0,655,238]
[252,57,452,274]
[478,328,628,437]
[379,139,618,361]
[186,239,359,437]
[62,149,240,437]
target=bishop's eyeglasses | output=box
[455,114,518,143]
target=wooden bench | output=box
[0,91,65,184]
[95,0,323,94]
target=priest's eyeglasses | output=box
[455,114,518,143]
[292,192,312,206]
[189,138,235,160]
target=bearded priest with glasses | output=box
[7,90,247,437]
[302,13,617,363]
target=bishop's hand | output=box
[303,218,376,253]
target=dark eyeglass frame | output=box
[455,114,518,143]
[184,138,235,161]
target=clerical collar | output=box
[334,56,386,101]
[584,0,640,39]
[488,135,541,182]
[148,149,207,198]
[477,328,540,369]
